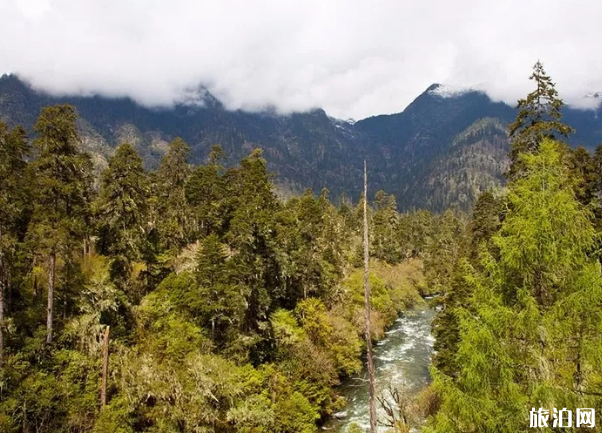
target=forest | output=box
[1,61,602,432]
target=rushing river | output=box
[323,307,436,432]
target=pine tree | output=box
[195,234,244,345]
[226,149,279,336]
[508,61,574,179]
[468,191,502,261]
[0,122,30,363]
[96,143,149,282]
[29,105,92,344]
[569,146,596,207]
[428,139,602,432]
[155,137,192,250]
[184,145,226,238]
[372,190,400,263]
[423,210,465,294]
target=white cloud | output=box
[2,0,602,119]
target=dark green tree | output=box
[155,137,192,250]
[185,145,227,238]
[29,105,92,344]
[225,149,280,338]
[468,191,502,261]
[508,61,574,179]
[397,209,434,259]
[96,143,149,282]
[372,190,400,263]
[423,210,466,294]
[195,234,245,346]
[0,122,30,363]
[568,146,597,208]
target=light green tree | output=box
[428,139,602,432]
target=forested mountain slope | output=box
[1,74,601,210]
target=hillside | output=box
[1,75,601,211]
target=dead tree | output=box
[363,161,377,432]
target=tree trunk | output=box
[0,243,4,367]
[46,251,56,345]
[101,326,110,409]
[363,161,377,433]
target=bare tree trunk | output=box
[363,161,377,433]
[0,236,4,366]
[101,326,110,409]
[46,251,56,345]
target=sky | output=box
[2,0,602,120]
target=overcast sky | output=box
[2,0,602,120]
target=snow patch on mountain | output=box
[428,83,476,98]
[568,92,602,111]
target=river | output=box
[323,307,436,432]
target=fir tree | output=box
[195,233,244,345]
[29,105,91,344]
[155,137,192,249]
[96,143,149,282]
[226,149,279,337]
[0,122,30,363]
[428,139,602,432]
[185,145,227,238]
[372,190,400,263]
[508,61,574,179]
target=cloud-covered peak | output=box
[2,0,602,119]
[428,84,477,98]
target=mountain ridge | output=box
[2,74,601,211]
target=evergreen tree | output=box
[0,122,30,363]
[568,146,597,208]
[468,191,502,261]
[397,209,434,259]
[29,105,91,344]
[508,61,574,179]
[225,149,280,338]
[423,210,466,294]
[428,139,602,432]
[155,137,192,249]
[589,144,602,229]
[372,190,400,263]
[185,145,227,238]
[96,143,149,282]
[195,234,245,345]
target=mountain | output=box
[1,75,601,211]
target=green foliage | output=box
[508,61,574,179]
[0,104,442,432]
[30,105,92,252]
[96,143,149,282]
[0,121,31,364]
[422,210,467,294]
[28,104,92,344]
[154,137,192,250]
[372,190,401,263]
[428,140,602,432]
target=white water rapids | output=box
[323,307,436,432]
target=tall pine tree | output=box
[428,140,602,432]
[0,122,30,363]
[508,61,574,179]
[29,105,91,344]
[96,143,149,283]
[155,137,192,250]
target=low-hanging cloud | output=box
[2,0,602,120]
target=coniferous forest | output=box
[1,62,602,433]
